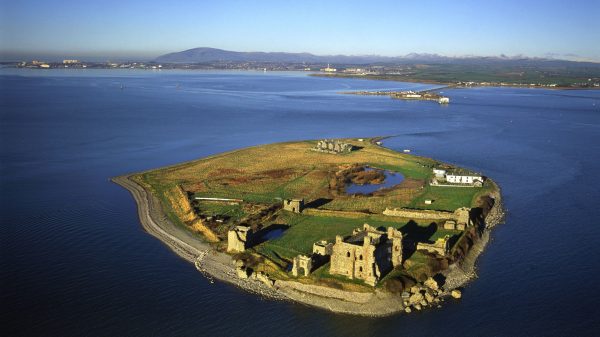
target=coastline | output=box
[310,73,600,90]
[112,172,504,316]
[442,189,505,290]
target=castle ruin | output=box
[227,225,254,252]
[313,240,333,256]
[291,240,333,278]
[383,207,472,230]
[313,139,354,154]
[329,224,403,286]
[416,235,451,256]
[283,198,304,213]
[292,255,313,277]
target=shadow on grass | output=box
[251,224,290,247]
[400,220,438,260]
[305,198,333,209]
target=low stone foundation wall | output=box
[275,280,374,303]
[303,208,370,219]
[383,208,453,220]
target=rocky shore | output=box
[442,190,505,291]
[112,174,504,317]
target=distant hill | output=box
[155,47,393,64]
[155,47,599,69]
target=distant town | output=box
[5,56,600,89]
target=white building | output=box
[445,174,483,185]
[432,168,483,186]
[433,169,446,178]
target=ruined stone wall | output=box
[416,236,450,256]
[313,241,333,256]
[372,241,392,281]
[330,236,379,286]
[292,255,313,277]
[275,280,374,303]
[353,239,379,286]
[283,199,304,213]
[387,227,403,267]
[227,226,253,252]
[454,207,470,226]
[227,230,245,252]
[383,207,454,220]
[383,207,472,226]
[416,243,446,256]
[330,238,357,278]
[304,208,369,219]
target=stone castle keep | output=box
[416,235,451,256]
[329,224,403,286]
[290,224,403,286]
[227,225,253,252]
[283,198,304,213]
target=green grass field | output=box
[255,213,395,259]
[407,183,492,211]
[253,212,439,260]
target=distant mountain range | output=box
[155,47,594,66]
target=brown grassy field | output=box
[140,139,445,211]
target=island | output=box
[113,138,503,316]
[341,90,450,104]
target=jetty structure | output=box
[113,137,503,316]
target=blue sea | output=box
[1,69,599,336]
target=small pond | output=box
[259,225,289,241]
[262,228,286,240]
[345,168,404,195]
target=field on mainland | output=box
[312,62,600,88]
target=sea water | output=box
[1,69,600,336]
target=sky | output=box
[1,0,599,61]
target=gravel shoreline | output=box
[112,174,503,316]
[112,175,286,300]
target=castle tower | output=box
[387,227,403,267]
